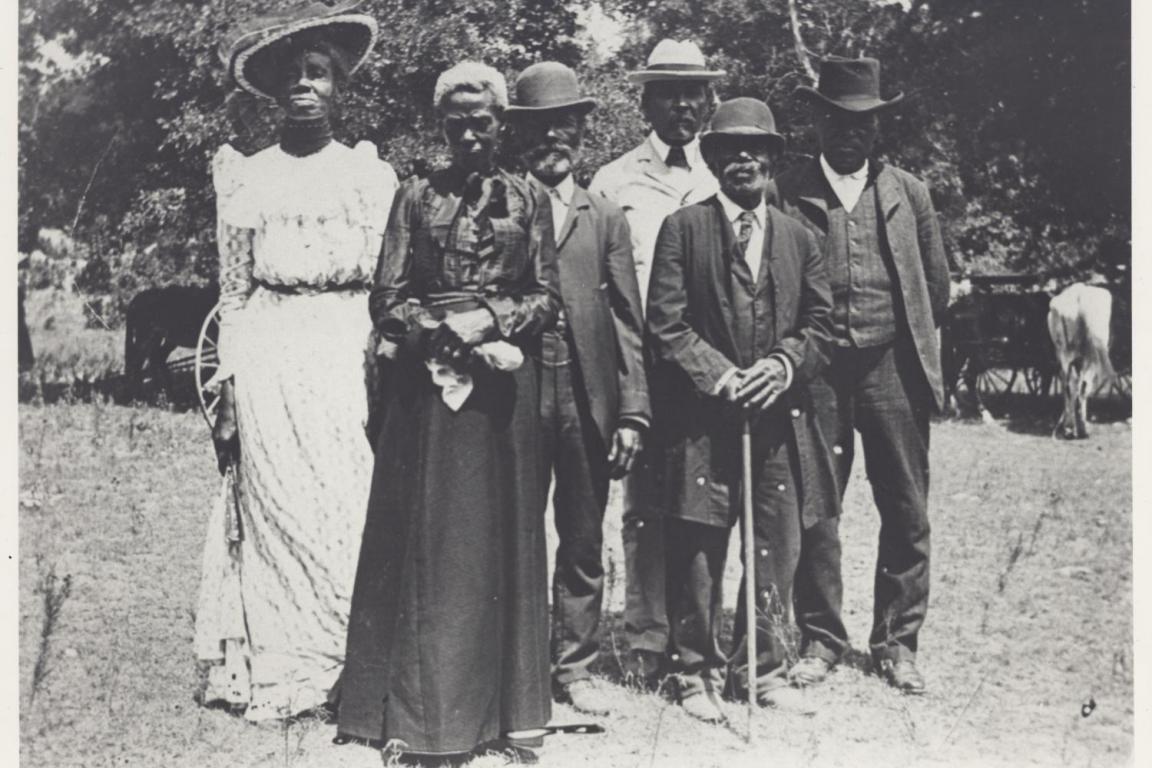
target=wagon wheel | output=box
[194,302,223,429]
[975,366,1017,399]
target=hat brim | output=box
[232,14,378,101]
[700,129,786,152]
[504,98,598,116]
[794,86,904,113]
[627,69,726,85]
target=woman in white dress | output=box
[194,1,398,721]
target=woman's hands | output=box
[212,380,240,475]
[426,308,497,364]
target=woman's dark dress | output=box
[339,168,559,755]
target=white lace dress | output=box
[194,140,398,720]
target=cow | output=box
[1047,283,1115,439]
[124,285,219,401]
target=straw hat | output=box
[626,39,726,85]
[219,1,378,101]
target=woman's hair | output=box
[433,61,508,113]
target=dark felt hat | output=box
[795,56,903,113]
[699,97,785,152]
[506,62,597,116]
[219,1,377,101]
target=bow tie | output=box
[665,145,689,169]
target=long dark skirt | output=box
[338,358,551,755]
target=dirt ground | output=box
[18,399,1132,768]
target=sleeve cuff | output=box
[769,353,794,390]
[618,415,650,431]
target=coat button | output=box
[832,444,844,455]
[790,408,800,418]
[696,476,706,486]
[636,520,645,529]
[776,483,786,492]
[759,548,769,557]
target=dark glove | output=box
[212,380,239,475]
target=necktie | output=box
[736,210,755,259]
[665,145,689,169]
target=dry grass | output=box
[18,401,1133,768]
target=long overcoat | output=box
[766,160,950,410]
[645,195,840,529]
[537,182,651,441]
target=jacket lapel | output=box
[795,159,831,229]
[874,164,902,221]
[703,196,740,357]
[555,186,587,251]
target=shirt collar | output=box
[819,154,869,183]
[716,190,766,229]
[541,174,576,207]
[648,132,703,170]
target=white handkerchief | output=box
[426,362,473,411]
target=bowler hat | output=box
[699,97,785,153]
[795,56,903,113]
[506,62,597,116]
[627,39,726,85]
[219,0,377,101]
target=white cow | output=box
[1047,283,1115,438]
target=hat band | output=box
[641,62,710,72]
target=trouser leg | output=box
[793,355,853,662]
[550,363,611,685]
[855,341,932,663]
[729,430,803,695]
[664,518,728,692]
[621,457,668,654]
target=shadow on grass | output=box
[938,392,1131,437]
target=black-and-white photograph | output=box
[13,1,1136,766]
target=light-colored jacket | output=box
[589,134,718,305]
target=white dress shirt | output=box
[542,174,575,244]
[716,190,766,282]
[711,191,793,397]
[648,131,704,176]
[819,154,869,212]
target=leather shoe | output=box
[561,679,612,716]
[679,690,725,723]
[878,658,926,695]
[788,656,833,687]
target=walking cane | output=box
[741,416,756,743]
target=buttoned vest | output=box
[727,218,777,368]
[825,182,899,347]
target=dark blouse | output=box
[370,166,559,346]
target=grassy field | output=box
[17,395,1133,768]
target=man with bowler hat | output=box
[647,97,837,722]
[767,56,949,694]
[506,62,650,715]
[588,39,724,685]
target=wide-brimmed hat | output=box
[794,56,903,113]
[627,39,726,85]
[699,97,785,153]
[219,1,378,101]
[505,62,597,116]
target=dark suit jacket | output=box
[542,181,651,444]
[766,159,950,410]
[646,195,839,528]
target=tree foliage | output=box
[18,0,1130,320]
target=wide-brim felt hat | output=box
[219,1,378,101]
[795,55,903,113]
[506,62,597,116]
[627,39,726,85]
[699,97,785,152]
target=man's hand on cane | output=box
[736,356,789,412]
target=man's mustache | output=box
[528,143,574,160]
